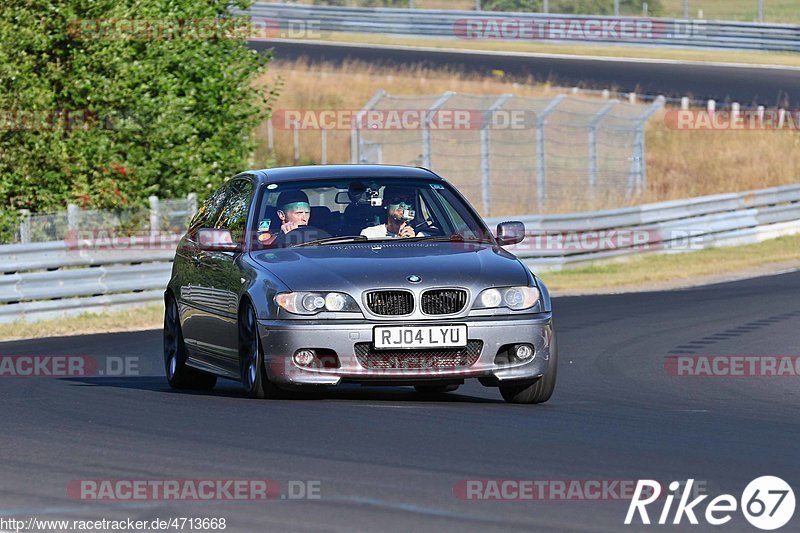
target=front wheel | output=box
[499,333,557,404]
[163,295,217,390]
[239,303,282,399]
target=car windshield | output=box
[253,177,492,248]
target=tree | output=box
[0,0,274,239]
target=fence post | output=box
[480,94,513,217]
[683,0,689,18]
[149,196,160,234]
[681,97,690,110]
[588,100,619,193]
[475,0,481,10]
[614,0,620,16]
[627,96,665,195]
[352,89,387,164]
[186,193,198,218]
[18,209,31,244]
[321,128,327,165]
[535,95,566,213]
[67,203,80,232]
[267,118,274,155]
[292,120,300,165]
[758,0,764,22]
[543,0,548,14]
[422,91,455,169]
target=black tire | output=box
[499,332,558,404]
[414,384,459,394]
[239,303,282,399]
[163,295,217,390]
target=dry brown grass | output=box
[256,60,800,213]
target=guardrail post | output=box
[149,196,160,234]
[535,95,566,213]
[758,0,764,22]
[543,0,549,13]
[186,193,198,218]
[480,94,513,217]
[422,91,455,169]
[683,0,689,18]
[352,89,387,164]
[67,204,80,232]
[628,96,665,195]
[18,209,31,244]
[614,0,620,16]
[475,0,481,11]
[588,100,619,193]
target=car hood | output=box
[249,241,529,291]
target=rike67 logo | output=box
[625,477,795,530]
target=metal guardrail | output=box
[486,184,800,270]
[0,184,798,322]
[245,3,800,53]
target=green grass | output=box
[0,304,163,342]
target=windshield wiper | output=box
[292,235,369,247]
[397,235,496,244]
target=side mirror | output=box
[196,228,239,252]
[496,221,526,246]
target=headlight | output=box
[474,286,540,311]
[275,292,359,315]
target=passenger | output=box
[360,186,424,239]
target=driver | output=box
[268,190,330,246]
[360,186,425,239]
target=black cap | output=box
[276,190,309,211]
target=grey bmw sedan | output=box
[164,165,556,404]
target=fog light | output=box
[293,349,316,367]
[514,344,534,361]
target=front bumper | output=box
[257,313,554,387]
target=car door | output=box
[178,184,230,362]
[191,177,256,375]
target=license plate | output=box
[373,325,467,350]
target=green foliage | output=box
[483,0,663,16]
[0,0,275,230]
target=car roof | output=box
[248,165,444,184]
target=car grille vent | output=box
[421,289,468,315]
[366,290,414,315]
[355,341,483,369]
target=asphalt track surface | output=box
[252,40,800,107]
[1,271,799,532]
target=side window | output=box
[189,185,229,232]
[215,179,255,243]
